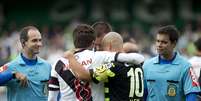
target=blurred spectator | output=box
[0,23,21,61]
[0,4,4,32]
[0,86,7,101]
[46,33,65,65]
[63,20,81,50]
[177,22,199,58]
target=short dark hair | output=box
[92,21,112,37]
[157,25,179,43]
[73,24,96,48]
[194,38,201,51]
[20,26,38,44]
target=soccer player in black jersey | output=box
[65,32,145,101]
[95,61,144,101]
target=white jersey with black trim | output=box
[48,50,116,101]
[189,56,201,79]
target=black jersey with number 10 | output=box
[104,61,144,101]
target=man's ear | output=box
[21,40,26,47]
[173,41,177,47]
[91,40,96,49]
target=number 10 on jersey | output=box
[127,67,144,98]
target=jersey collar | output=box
[153,52,181,65]
[17,53,43,65]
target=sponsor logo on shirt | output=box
[81,58,92,66]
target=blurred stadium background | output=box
[1,0,201,100]
[0,0,201,65]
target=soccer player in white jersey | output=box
[65,32,145,101]
[48,24,144,101]
[189,38,201,85]
[189,37,201,99]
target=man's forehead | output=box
[156,34,169,39]
[27,29,41,38]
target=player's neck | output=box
[22,51,37,60]
[74,48,86,54]
[160,52,175,60]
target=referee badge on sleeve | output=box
[167,84,177,96]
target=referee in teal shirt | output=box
[143,25,200,101]
[0,26,51,101]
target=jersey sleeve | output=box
[48,60,60,90]
[48,91,60,101]
[183,65,201,95]
[95,51,145,65]
[48,60,60,100]
[0,65,13,85]
[116,53,145,64]
[94,51,116,64]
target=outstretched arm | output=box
[0,65,28,87]
[116,52,144,64]
[0,70,28,87]
[0,70,13,85]
[64,50,145,81]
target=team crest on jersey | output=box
[167,84,177,96]
[0,65,8,73]
[189,67,200,86]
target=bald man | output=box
[96,32,144,101]
[101,32,123,52]
[64,32,145,101]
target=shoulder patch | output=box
[0,65,8,73]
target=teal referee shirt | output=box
[5,54,51,101]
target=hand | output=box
[93,63,115,82]
[14,72,28,87]
[63,49,75,59]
